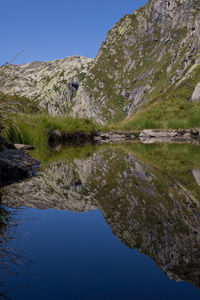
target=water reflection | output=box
[1,143,200,290]
[0,200,32,298]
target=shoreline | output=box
[1,128,200,188]
[48,128,200,146]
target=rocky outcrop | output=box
[192,168,200,186]
[0,56,93,116]
[0,149,39,188]
[0,137,39,188]
[83,0,200,122]
[191,82,200,101]
[139,128,200,143]
[94,131,139,142]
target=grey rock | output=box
[192,168,200,186]
[14,144,35,151]
[0,148,39,188]
[140,130,178,138]
[0,56,93,117]
[139,129,197,143]
[191,82,200,101]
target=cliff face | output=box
[83,0,200,122]
[0,0,200,123]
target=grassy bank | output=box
[0,93,104,149]
[0,93,39,131]
[2,113,103,149]
[1,63,200,150]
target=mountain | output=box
[0,56,93,116]
[0,0,200,125]
[84,0,200,123]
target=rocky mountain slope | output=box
[0,56,93,116]
[85,0,200,123]
[0,0,200,124]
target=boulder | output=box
[0,137,39,188]
[192,169,200,186]
[191,82,200,102]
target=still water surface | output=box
[0,143,200,299]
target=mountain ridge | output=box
[0,0,200,126]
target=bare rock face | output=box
[191,82,200,101]
[82,0,200,122]
[0,56,93,116]
[192,168,200,186]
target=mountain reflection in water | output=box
[1,143,200,296]
[0,202,32,299]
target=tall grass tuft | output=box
[2,113,103,149]
[0,93,39,135]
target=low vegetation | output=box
[2,113,103,149]
[0,93,39,131]
[0,93,103,149]
[1,63,200,151]
[123,142,200,199]
[120,66,200,130]
[30,143,107,167]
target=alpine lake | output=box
[1,142,200,299]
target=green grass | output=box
[2,113,104,149]
[122,142,200,200]
[124,142,200,181]
[30,144,105,167]
[85,8,189,124]
[120,66,200,130]
[0,93,105,151]
[0,93,39,131]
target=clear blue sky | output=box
[0,0,148,65]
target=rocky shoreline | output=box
[139,128,200,144]
[48,128,200,146]
[1,128,200,188]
